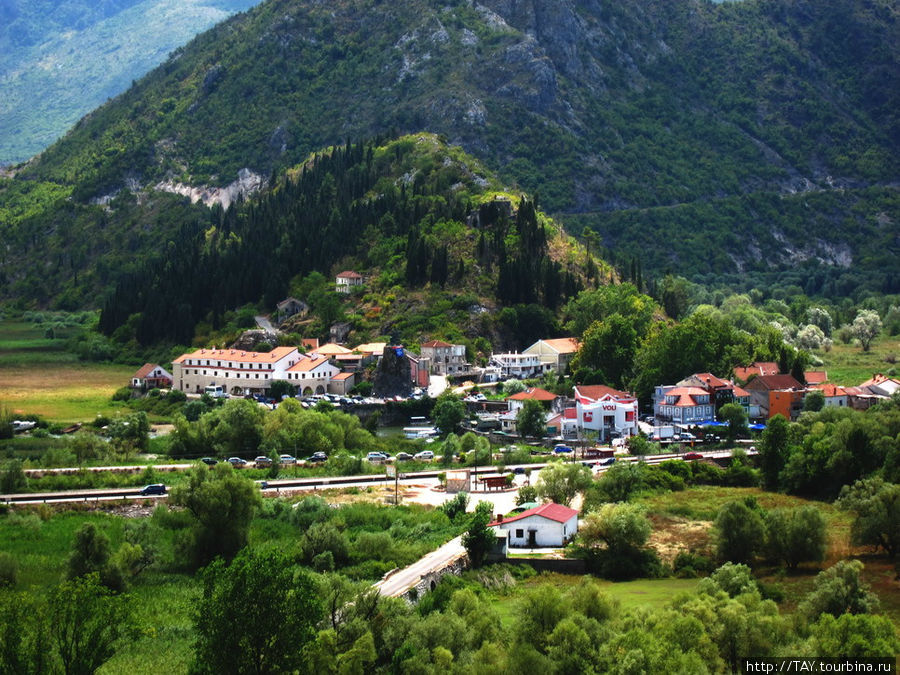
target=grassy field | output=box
[811,334,899,385]
[0,320,134,423]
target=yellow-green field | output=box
[0,320,134,423]
[812,335,899,386]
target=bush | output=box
[0,552,18,587]
[112,387,133,402]
[672,550,716,578]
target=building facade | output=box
[523,338,579,374]
[489,352,542,379]
[420,340,469,375]
[172,347,302,395]
[573,384,639,441]
[490,503,579,548]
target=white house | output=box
[573,384,638,441]
[490,503,579,548]
[131,363,173,390]
[490,352,542,379]
[335,271,363,294]
[286,356,341,396]
[809,383,849,408]
[523,338,579,374]
[172,347,302,395]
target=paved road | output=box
[373,535,466,597]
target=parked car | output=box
[139,484,167,496]
[394,452,414,462]
[226,457,247,467]
[553,445,574,454]
[683,452,703,461]
[308,452,328,463]
[254,456,273,468]
[255,480,269,490]
[199,457,218,466]
[279,454,297,465]
[600,457,616,466]
[512,467,526,475]
[413,450,434,461]
[366,452,390,462]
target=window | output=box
[515,529,524,539]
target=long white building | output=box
[172,346,302,395]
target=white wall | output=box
[497,514,577,547]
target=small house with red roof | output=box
[524,337,580,374]
[490,503,579,548]
[131,363,173,391]
[734,362,780,383]
[809,383,848,408]
[335,270,363,294]
[328,371,356,396]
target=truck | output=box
[650,425,675,441]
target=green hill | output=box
[1,0,898,310]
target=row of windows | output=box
[286,371,335,380]
[184,359,274,369]
[188,370,268,379]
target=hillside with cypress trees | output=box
[96,133,597,348]
[1,0,897,309]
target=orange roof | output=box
[693,372,728,388]
[805,371,828,385]
[575,384,631,402]
[173,346,297,365]
[734,362,779,380]
[811,383,846,397]
[540,338,580,354]
[287,356,332,372]
[664,386,710,407]
[490,503,578,527]
[336,271,362,279]
[859,373,900,387]
[133,363,157,378]
[331,372,355,381]
[732,386,751,397]
[301,338,320,350]
[422,340,452,348]
[507,388,557,402]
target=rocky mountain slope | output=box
[1,0,897,307]
[0,0,260,164]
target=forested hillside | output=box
[97,134,593,347]
[1,0,898,310]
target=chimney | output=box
[496,514,503,523]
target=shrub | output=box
[0,553,18,587]
[112,387,133,402]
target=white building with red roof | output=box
[809,383,848,408]
[573,384,639,441]
[131,363,173,390]
[524,337,580,374]
[172,346,302,395]
[490,503,579,548]
[657,387,714,423]
[286,356,340,396]
[335,270,363,294]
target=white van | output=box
[204,385,226,398]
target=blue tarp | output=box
[697,420,727,427]
[749,423,766,430]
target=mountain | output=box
[0,0,261,164]
[1,0,898,310]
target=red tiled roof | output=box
[336,271,362,279]
[422,340,452,348]
[734,362,780,380]
[811,383,846,397]
[664,386,710,407]
[564,408,577,419]
[574,384,631,402]
[287,356,332,372]
[301,338,320,350]
[489,502,578,527]
[732,386,751,398]
[693,372,728,388]
[133,363,157,379]
[331,372,355,381]
[805,371,828,385]
[508,388,557,402]
[744,374,804,391]
[539,338,580,354]
[859,373,900,387]
[173,346,297,365]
